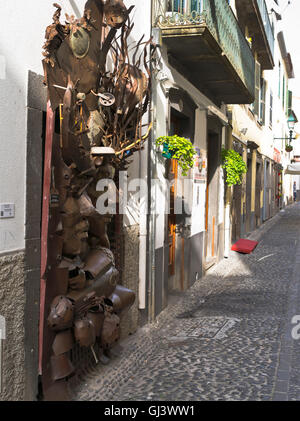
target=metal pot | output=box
[110,284,135,313]
[83,248,114,279]
[87,311,105,337]
[52,329,74,356]
[101,313,120,349]
[50,354,75,381]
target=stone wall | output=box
[120,225,140,339]
[0,251,25,401]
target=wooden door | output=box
[205,132,220,264]
[168,159,178,276]
[232,183,241,243]
[255,162,262,227]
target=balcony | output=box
[153,0,255,105]
[235,0,275,69]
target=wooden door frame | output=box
[167,159,178,277]
[205,130,220,264]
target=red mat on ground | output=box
[231,239,258,254]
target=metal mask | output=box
[70,27,90,59]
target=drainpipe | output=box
[224,124,233,258]
[147,82,157,322]
[251,148,257,230]
[138,144,148,310]
[241,146,247,234]
[146,23,159,322]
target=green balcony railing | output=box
[153,0,255,99]
[256,0,274,58]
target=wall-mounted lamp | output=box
[287,112,297,131]
[274,111,298,145]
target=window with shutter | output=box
[169,1,202,13]
[287,90,292,117]
[282,74,285,109]
[269,90,273,128]
[260,78,266,125]
[191,0,201,12]
[253,60,261,116]
[171,0,182,12]
[278,61,281,98]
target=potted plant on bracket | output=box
[156,135,196,176]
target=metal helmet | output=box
[47,295,75,331]
[74,317,96,347]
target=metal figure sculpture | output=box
[41,1,151,399]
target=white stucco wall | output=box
[152,43,227,245]
[0,0,88,253]
[191,109,207,236]
[0,0,151,252]
[121,0,152,228]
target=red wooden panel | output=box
[39,101,54,375]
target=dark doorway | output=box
[166,109,191,293]
[205,131,220,268]
[245,156,252,233]
[232,180,242,243]
[255,161,262,228]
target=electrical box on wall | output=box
[0,203,15,219]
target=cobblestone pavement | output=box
[72,203,300,401]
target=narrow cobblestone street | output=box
[72,203,300,401]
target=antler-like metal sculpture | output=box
[41,1,152,397]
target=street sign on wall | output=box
[273,148,282,163]
[193,148,207,183]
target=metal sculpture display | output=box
[40,0,151,399]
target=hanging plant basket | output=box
[221,148,247,187]
[285,145,293,152]
[156,135,196,176]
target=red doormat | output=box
[231,239,258,254]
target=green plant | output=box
[156,135,196,176]
[221,148,247,187]
[285,144,293,152]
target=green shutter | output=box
[282,74,285,109]
[286,90,292,117]
[278,62,281,98]
[254,60,261,116]
[269,90,273,127]
[260,78,266,125]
